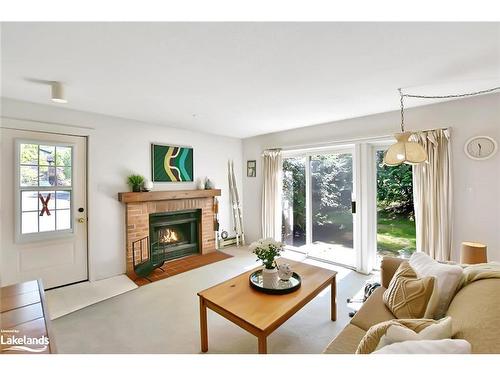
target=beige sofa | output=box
[324,257,500,354]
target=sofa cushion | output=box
[350,287,395,331]
[409,252,463,318]
[447,278,500,353]
[323,323,366,354]
[383,261,436,319]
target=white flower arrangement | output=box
[250,238,284,269]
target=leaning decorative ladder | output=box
[228,159,245,246]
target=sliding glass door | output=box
[281,149,356,268]
[281,141,418,272]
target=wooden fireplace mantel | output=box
[118,189,221,203]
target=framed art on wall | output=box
[151,143,194,182]
[247,160,256,177]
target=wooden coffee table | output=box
[197,259,337,354]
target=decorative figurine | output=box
[277,263,293,281]
[142,179,154,192]
[205,178,215,189]
[197,178,205,190]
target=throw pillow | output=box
[378,316,452,348]
[372,339,471,354]
[356,316,452,354]
[383,261,436,319]
[409,252,463,318]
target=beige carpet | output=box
[51,247,371,354]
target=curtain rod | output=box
[263,127,450,153]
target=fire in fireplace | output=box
[158,228,180,244]
[149,209,201,266]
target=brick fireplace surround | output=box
[118,189,221,280]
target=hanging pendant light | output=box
[383,89,427,166]
[384,132,427,166]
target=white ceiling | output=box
[1,22,499,138]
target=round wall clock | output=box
[464,136,498,160]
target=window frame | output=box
[15,138,75,243]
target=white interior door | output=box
[0,128,88,289]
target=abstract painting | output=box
[151,144,194,182]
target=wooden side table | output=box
[0,279,56,354]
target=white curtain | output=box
[412,128,452,261]
[261,149,282,241]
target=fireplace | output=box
[149,209,201,265]
[119,189,221,281]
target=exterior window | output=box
[18,142,73,236]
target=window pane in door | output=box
[39,166,57,186]
[56,209,71,230]
[309,153,354,266]
[22,191,39,211]
[22,212,39,234]
[56,167,72,186]
[39,212,56,232]
[376,150,416,263]
[56,191,71,209]
[39,145,56,165]
[56,146,72,166]
[20,143,38,165]
[20,165,38,186]
[281,157,306,247]
[39,191,56,210]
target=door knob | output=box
[77,217,86,223]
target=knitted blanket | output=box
[459,262,500,289]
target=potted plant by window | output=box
[250,238,284,288]
[127,174,145,192]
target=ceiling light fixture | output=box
[383,89,426,166]
[50,81,67,103]
[384,86,500,166]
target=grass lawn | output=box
[377,212,416,256]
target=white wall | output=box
[242,93,500,262]
[1,98,242,282]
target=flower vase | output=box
[262,267,279,289]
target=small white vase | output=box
[142,179,154,192]
[262,267,279,289]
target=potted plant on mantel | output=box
[250,238,284,288]
[127,174,145,192]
